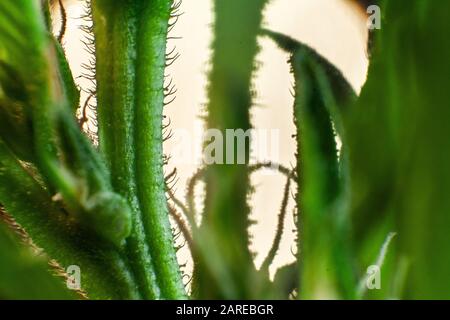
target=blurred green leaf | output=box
[0,222,75,299]
[273,263,298,299]
[346,0,450,299]
[264,30,357,299]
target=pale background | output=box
[60,0,368,279]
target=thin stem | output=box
[260,177,291,271]
[168,205,194,257]
[56,0,67,44]
[167,186,195,229]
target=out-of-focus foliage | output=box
[262,30,357,299]
[0,222,75,299]
[264,0,450,299]
[345,0,450,299]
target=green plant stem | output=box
[54,40,80,113]
[133,0,186,300]
[92,0,185,299]
[92,1,160,300]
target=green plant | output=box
[0,0,449,300]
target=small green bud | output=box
[84,192,133,247]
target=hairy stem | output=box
[134,0,185,299]
[92,0,185,299]
[92,0,159,300]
